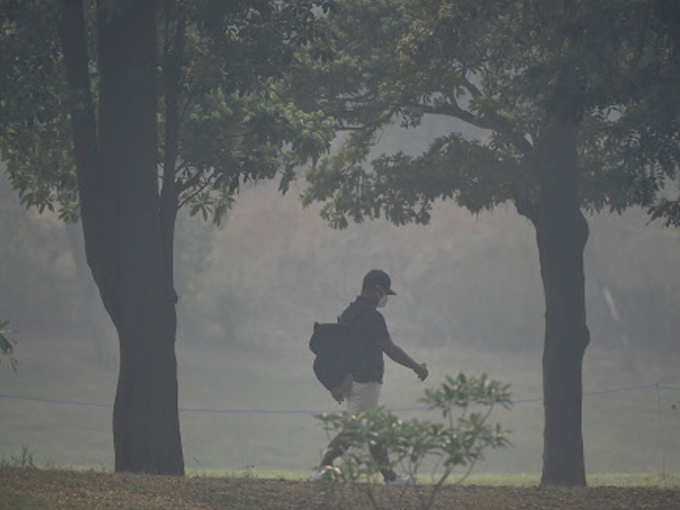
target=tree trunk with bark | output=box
[530,112,590,486]
[59,0,184,475]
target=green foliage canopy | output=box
[0,1,336,224]
[297,0,677,226]
[619,1,680,227]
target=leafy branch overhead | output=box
[0,1,336,225]
[298,0,680,228]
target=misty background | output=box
[1,121,680,476]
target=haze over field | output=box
[2,151,680,475]
[3,2,680,496]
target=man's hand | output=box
[331,374,353,404]
[414,362,428,381]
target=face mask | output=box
[377,294,388,308]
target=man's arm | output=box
[379,334,428,381]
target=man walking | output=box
[310,269,428,483]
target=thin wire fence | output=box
[1,382,679,414]
[2,382,679,476]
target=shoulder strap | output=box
[338,302,371,328]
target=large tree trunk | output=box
[531,113,590,486]
[60,0,184,474]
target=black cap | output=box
[362,269,396,295]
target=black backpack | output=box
[309,321,354,392]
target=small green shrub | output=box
[315,373,512,510]
[1,446,37,468]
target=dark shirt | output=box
[339,296,388,384]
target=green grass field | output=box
[1,331,679,478]
[184,469,680,488]
[6,461,680,489]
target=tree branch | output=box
[333,105,399,134]
[334,123,365,131]
[514,194,538,224]
[461,75,482,99]
[174,160,188,177]
[160,0,184,207]
[159,0,185,303]
[59,0,122,320]
[416,98,534,157]
[176,169,204,193]
[58,0,99,192]
[177,173,215,210]
[418,101,488,129]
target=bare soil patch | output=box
[2,467,679,510]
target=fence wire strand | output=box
[1,383,679,415]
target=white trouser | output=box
[346,381,381,414]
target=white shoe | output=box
[307,469,326,482]
[307,466,340,482]
[386,475,416,486]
